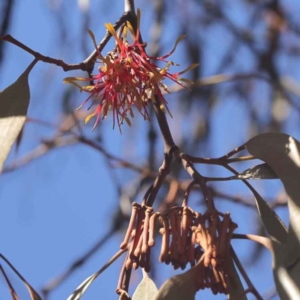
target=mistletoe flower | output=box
[64,9,197,131]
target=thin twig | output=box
[180,153,215,211]
[0,13,129,74]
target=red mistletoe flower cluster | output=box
[64,10,197,130]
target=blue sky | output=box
[1,1,297,299]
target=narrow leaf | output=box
[245,133,300,299]
[227,258,247,300]
[236,163,278,180]
[67,249,126,300]
[271,241,300,300]
[132,270,158,300]
[0,59,37,173]
[248,184,287,244]
[0,264,19,300]
[0,254,42,300]
[67,270,100,300]
[246,133,300,264]
[235,234,272,251]
[276,263,300,300]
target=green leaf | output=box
[227,257,247,300]
[0,264,19,300]
[67,270,101,300]
[153,267,197,300]
[249,186,287,244]
[0,59,37,173]
[245,132,300,299]
[246,133,300,261]
[0,254,42,300]
[236,163,278,180]
[270,240,300,300]
[132,270,158,300]
[67,249,126,300]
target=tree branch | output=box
[0,13,129,74]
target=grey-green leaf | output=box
[227,257,247,300]
[132,270,158,300]
[67,271,100,300]
[236,163,278,180]
[153,267,197,300]
[0,254,42,300]
[67,249,126,300]
[245,133,300,299]
[0,59,37,173]
[246,133,300,262]
[250,187,287,244]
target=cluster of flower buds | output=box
[120,202,237,295]
[120,203,154,272]
[182,209,237,294]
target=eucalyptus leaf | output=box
[227,257,247,300]
[246,133,300,263]
[236,163,278,180]
[67,249,126,300]
[0,254,42,300]
[0,59,37,173]
[132,270,158,300]
[153,267,197,300]
[249,187,287,244]
[67,271,100,300]
[245,132,300,299]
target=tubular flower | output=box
[64,9,197,131]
